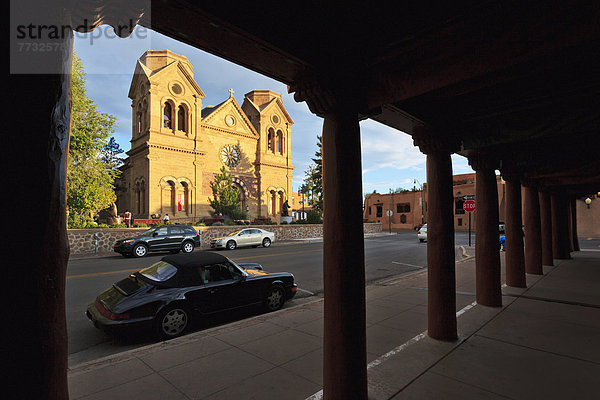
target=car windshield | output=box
[139,228,157,237]
[139,261,177,282]
[227,230,243,237]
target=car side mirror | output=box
[152,232,158,237]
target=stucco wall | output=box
[68,223,382,256]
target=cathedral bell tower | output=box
[242,90,294,221]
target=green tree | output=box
[102,137,124,169]
[302,135,323,214]
[67,53,119,227]
[208,166,247,220]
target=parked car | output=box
[417,224,428,242]
[86,251,297,339]
[113,224,200,257]
[210,228,275,250]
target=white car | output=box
[210,228,275,250]
[417,224,427,242]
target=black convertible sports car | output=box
[86,251,297,339]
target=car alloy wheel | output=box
[159,307,188,338]
[226,240,237,250]
[265,286,284,311]
[133,244,147,257]
[182,241,194,253]
[262,238,271,248]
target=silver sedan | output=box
[210,228,275,250]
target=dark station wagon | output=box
[87,251,297,339]
[113,224,200,257]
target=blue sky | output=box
[74,26,473,196]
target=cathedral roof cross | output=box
[228,88,235,97]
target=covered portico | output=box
[9,1,600,398]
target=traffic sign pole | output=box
[469,212,471,246]
[463,200,476,246]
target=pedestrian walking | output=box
[163,213,170,224]
[124,210,132,228]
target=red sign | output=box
[463,200,476,212]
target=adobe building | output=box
[116,50,294,223]
[364,172,600,238]
[364,173,503,231]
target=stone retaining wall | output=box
[68,223,382,256]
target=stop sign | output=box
[463,200,476,212]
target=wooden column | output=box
[539,191,554,266]
[320,95,367,399]
[469,153,502,307]
[551,194,572,259]
[414,130,457,340]
[9,7,73,400]
[9,3,144,397]
[503,174,526,287]
[524,185,543,274]
[571,198,580,251]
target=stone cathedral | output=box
[116,50,294,223]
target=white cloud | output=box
[360,119,425,174]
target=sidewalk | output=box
[68,250,600,399]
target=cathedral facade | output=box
[116,50,294,223]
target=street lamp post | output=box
[414,179,424,224]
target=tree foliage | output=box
[208,166,247,220]
[302,135,323,214]
[67,53,119,227]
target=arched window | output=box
[137,112,142,134]
[277,130,284,154]
[168,180,176,214]
[267,128,275,152]
[270,190,277,215]
[278,191,284,213]
[163,102,172,129]
[180,181,190,214]
[177,105,186,132]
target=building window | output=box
[396,203,411,213]
[376,205,382,217]
[368,206,372,215]
[177,105,186,132]
[458,218,463,226]
[267,128,275,152]
[455,198,465,214]
[163,102,172,129]
[277,130,284,154]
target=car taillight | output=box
[418,230,421,234]
[95,299,131,321]
[291,286,297,293]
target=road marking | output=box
[67,268,139,279]
[296,288,315,296]
[230,249,321,262]
[391,261,425,269]
[67,249,322,279]
[305,300,479,400]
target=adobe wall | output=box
[67,223,382,256]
